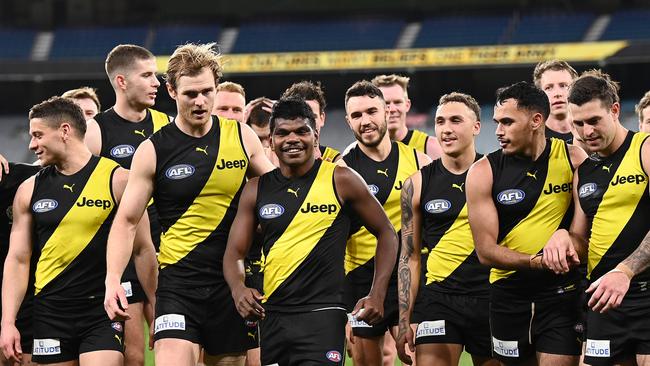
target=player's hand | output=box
[542,229,580,274]
[0,154,8,182]
[232,285,266,320]
[0,323,22,363]
[148,319,155,351]
[587,269,631,313]
[143,300,155,350]
[352,295,384,325]
[396,321,415,365]
[104,279,130,321]
[242,97,274,124]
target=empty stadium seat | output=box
[413,16,510,48]
[510,13,595,44]
[601,9,650,41]
[50,27,148,59]
[151,25,221,55]
[0,29,36,59]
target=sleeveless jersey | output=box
[96,107,170,169]
[577,131,650,282]
[256,160,350,312]
[343,141,419,285]
[150,116,248,288]
[545,126,573,144]
[420,154,489,297]
[30,156,119,300]
[401,129,429,154]
[487,138,576,295]
[319,145,341,162]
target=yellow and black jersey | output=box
[151,116,248,288]
[343,141,419,285]
[487,138,577,295]
[256,160,350,312]
[1,163,41,250]
[96,108,171,169]
[545,126,573,144]
[30,156,119,300]
[420,154,489,297]
[578,131,650,282]
[319,145,341,162]
[400,129,429,154]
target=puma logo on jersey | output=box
[602,164,613,173]
[526,171,537,180]
[63,184,75,193]
[452,183,464,192]
[377,169,388,177]
[287,188,300,197]
[134,129,146,137]
[195,145,208,155]
[114,335,122,345]
[247,332,255,339]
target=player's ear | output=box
[166,82,177,100]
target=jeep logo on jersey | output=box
[216,158,247,170]
[425,199,451,214]
[611,174,646,186]
[300,202,337,214]
[32,199,58,213]
[165,164,195,180]
[110,144,135,158]
[542,183,572,195]
[76,197,112,209]
[368,184,379,196]
[326,351,342,362]
[579,183,598,198]
[259,204,285,219]
[497,189,525,205]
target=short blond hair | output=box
[61,87,101,111]
[635,91,650,122]
[165,43,223,90]
[217,81,245,99]
[371,74,410,97]
[533,60,578,88]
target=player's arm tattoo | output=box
[397,178,414,339]
[621,230,650,276]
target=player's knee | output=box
[204,352,246,366]
[124,347,145,366]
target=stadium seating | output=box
[413,16,510,48]
[50,27,148,59]
[0,29,36,59]
[509,13,595,44]
[150,25,221,55]
[232,19,404,53]
[601,9,650,41]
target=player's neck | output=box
[279,157,316,178]
[359,135,392,161]
[597,123,628,157]
[55,144,93,175]
[391,124,408,141]
[113,97,147,122]
[175,116,213,138]
[441,148,476,174]
[518,134,547,161]
[545,115,572,134]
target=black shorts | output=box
[344,280,398,338]
[412,289,491,357]
[32,297,123,364]
[260,309,346,366]
[490,286,581,364]
[153,283,256,355]
[121,261,146,304]
[584,287,650,366]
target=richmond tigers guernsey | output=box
[30,156,119,300]
[150,116,248,288]
[420,154,489,297]
[96,107,171,169]
[578,131,650,282]
[487,138,577,294]
[256,160,350,312]
[344,141,419,284]
[401,129,429,154]
[319,145,341,162]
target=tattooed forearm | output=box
[397,178,415,339]
[621,229,650,276]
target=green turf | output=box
[344,351,473,365]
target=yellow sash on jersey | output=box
[406,129,428,154]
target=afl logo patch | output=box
[579,183,597,198]
[33,199,58,213]
[425,199,451,214]
[368,184,379,196]
[326,350,342,362]
[165,164,195,180]
[259,204,285,219]
[111,322,123,332]
[497,189,525,205]
[110,144,135,158]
